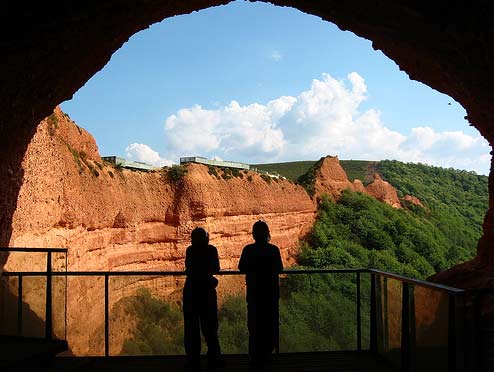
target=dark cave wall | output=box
[0,0,492,274]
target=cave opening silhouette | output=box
[0,2,493,360]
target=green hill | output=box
[339,160,378,183]
[300,160,488,276]
[252,159,378,183]
[377,160,488,256]
[251,161,316,181]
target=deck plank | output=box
[40,352,398,372]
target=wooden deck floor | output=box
[39,352,398,372]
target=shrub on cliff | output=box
[47,113,59,136]
[221,167,233,180]
[208,165,220,179]
[260,174,272,184]
[167,165,188,183]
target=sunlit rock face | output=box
[312,156,403,209]
[365,174,402,209]
[4,108,316,354]
[403,195,424,208]
[312,156,356,201]
[8,108,316,271]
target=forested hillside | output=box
[300,160,488,278]
[378,160,488,257]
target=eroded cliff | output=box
[5,108,316,354]
[8,108,315,271]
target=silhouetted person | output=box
[238,220,283,367]
[183,227,223,370]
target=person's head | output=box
[252,220,270,243]
[191,227,209,246]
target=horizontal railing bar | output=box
[461,287,494,294]
[2,268,366,277]
[282,268,367,274]
[2,271,187,276]
[1,267,465,294]
[368,269,464,294]
[0,247,68,253]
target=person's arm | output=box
[274,246,283,274]
[238,246,248,273]
[185,246,191,274]
[211,245,220,274]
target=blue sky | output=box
[61,1,490,175]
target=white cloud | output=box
[125,143,174,167]
[160,73,491,175]
[269,50,283,61]
[163,99,288,162]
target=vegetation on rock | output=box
[296,158,324,197]
[47,113,59,136]
[167,165,188,183]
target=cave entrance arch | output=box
[1,1,492,279]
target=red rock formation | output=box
[312,156,403,209]
[312,156,356,201]
[403,195,424,208]
[352,179,366,193]
[5,108,316,354]
[365,174,402,209]
[9,108,315,269]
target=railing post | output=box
[383,278,389,350]
[472,293,481,372]
[401,283,410,372]
[65,251,68,341]
[17,274,23,336]
[105,274,109,357]
[448,294,457,372]
[370,273,377,353]
[356,271,361,351]
[45,251,52,340]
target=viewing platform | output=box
[101,156,157,171]
[180,156,250,170]
[1,248,493,371]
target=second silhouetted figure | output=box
[239,220,283,367]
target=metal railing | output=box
[2,267,365,356]
[367,269,466,372]
[1,248,492,371]
[0,247,67,339]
